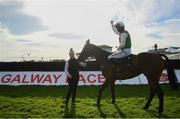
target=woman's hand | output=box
[79,61,87,67]
[67,74,72,79]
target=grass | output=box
[0,84,179,118]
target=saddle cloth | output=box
[109,54,133,68]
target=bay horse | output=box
[78,40,179,114]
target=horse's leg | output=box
[151,71,164,114]
[144,75,156,110]
[97,79,109,107]
[156,84,164,114]
[110,78,116,103]
[144,73,164,114]
[144,86,155,110]
[109,64,116,103]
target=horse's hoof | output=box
[97,102,100,107]
[97,103,100,108]
[143,106,148,110]
[158,109,163,114]
[65,100,68,105]
[143,104,152,110]
[97,100,100,106]
[157,111,162,118]
[112,100,115,104]
[158,111,162,115]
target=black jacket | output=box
[68,58,80,78]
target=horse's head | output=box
[78,39,111,63]
[78,39,93,62]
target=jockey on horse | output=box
[108,20,132,69]
[78,21,179,114]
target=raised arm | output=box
[111,20,119,35]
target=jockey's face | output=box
[116,26,124,33]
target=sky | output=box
[0,0,180,62]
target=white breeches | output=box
[108,48,131,59]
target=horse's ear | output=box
[86,39,90,44]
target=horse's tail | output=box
[160,54,179,90]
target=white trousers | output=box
[108,48,131,59]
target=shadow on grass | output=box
[113,103,127,118]
[63,102,76,118]
[145,109,171,118]
[97,106,106,118]
[97,103,126,118]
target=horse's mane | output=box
[88,43,111,61]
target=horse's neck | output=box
[92,47,109,64]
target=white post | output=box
[0,21,3,62]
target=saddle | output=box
[108,54,134,71]
[108,54,138,79]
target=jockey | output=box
[108,20,131,59]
